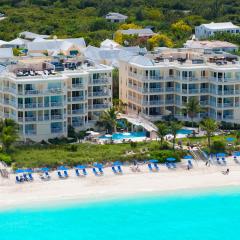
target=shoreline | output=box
[1,160,240,211]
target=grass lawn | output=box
[10,141,186,169]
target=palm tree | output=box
[200,118,219,150]
[169,121,183,150]
[182,97,202,127]
[113,98,127,113]
[0,119,19,152]
[157,122,169,147]
[96,107,118,133]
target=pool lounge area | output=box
[99,132,147,142]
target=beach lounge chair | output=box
[153,163,159,171]
[82,169,87,176]
[64,170,68,178]
[171,162,177,168]
[23,174,29,181]
[16,176,22,183]
[166,162,171,169]
[222,157,226,165]
[216,157,221,164]
[99,168,104,175]
[45,172,51,179]
[93,168,99,176]
[148,163,153,172]
[28,173,34,181]
[112,166,117,174]
[117,165,123,174]
[75,169,80,177]
[188,160,193,168]
[57,171,64,179]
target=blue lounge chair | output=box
[222,157,226,165]
[82,168,87,176]
[64,170,68,178]
[188,160,193,168]
[75,169,80,177]
[216,157,221,164]
[171,162,177,168]
[148,163,153,172]
[93,168,98,176]
[28,173,34,181]
[153,163,159,171]
[16,176,22,183]
[166,162,171,169]
[45,172,51,179]
[23,174,29,181]
[117,165,123,174]
[112,166,117,174]
[57,171,64,178]
[99,168,104,175]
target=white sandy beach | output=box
[1,159,240,209]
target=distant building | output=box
[118,28,154,39]
[100,39,120,49]
[4,38,30,49]
[19,31,50,41]
[0,48,13,59]
[184,40,239,52]
[105,12,128,23]
[195,22,240,39]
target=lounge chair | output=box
[148,163,153,172]
[57,171,64,178]
[16,176,22,183]
[188,160,193,168]
[75,169,80,177]
[216,157,221,164]
[82,169,87,176]
[171,162,177,168]
[117,165,123,174]
[93,168,99,176]
[222,157,226,165]
[153,163,159,171]
[28,173,34,181]
[64,170,68,178]
[166,162,171,169]
[99,168,104,175]
[45,172,51,179]
[112,166,117,174]
[23,174,29,181]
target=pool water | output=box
[177,129,193,135]
[99,132,146,140]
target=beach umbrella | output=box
[226,137,236,142]
[25,169,33,173]
[75,165,86,170]
[166,157,176,162]
[216,153,226,157]
[149,159,158,163]
[41,167,50,172]
[183,155,193,160]
[113,161,122,166]
[58,166,68,171]
[234,152,240,157]
[93,163,103,169]
[15,169,24,174]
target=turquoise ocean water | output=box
[1,187,240,240]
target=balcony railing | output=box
[51,115,63,120]
[68,96,85,102]
[165,99,174,104]
[51,128,63,133]
[89,78,110,85]
[89,104,110,110]
[72,122,84,127]
[189,89,199,94]
[25,130,37,135]
[142,100,164,106]
[71,84,84,89]
[25,116,37,122]
[71,109,85,114]
[143,88,164,93]
[88,91,110,97]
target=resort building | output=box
[117,28,154,39]
[0,57,112,141]
[184,40,239,53]
[105,12,128,23]
[119,48,240,123]
[19,31,50,41]
[195,22,240,39]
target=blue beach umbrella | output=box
[183,155,193,160]
[93,163,103,169]
[216,153,226,157]
[113,161,122,166]
[234,152,240,157]
[58,166,68,171]
[166,157,176,162]
[149,159,158,163]
[15,169,24,174]
[75,165,86,170]
[41,167,50,172]
[25,169,33,173]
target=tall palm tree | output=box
[157,122,169,147]
[169,121,183,150]
[182,97,202,127]
[200,118,219,150]
[113,99,127,113]
[96,107,118,133]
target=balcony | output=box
[189,89,199,94]
[200,88,208,93]
[68,96,85,102]
[51,115,63,120]
[71,84,84,89]
[142,100,164,106]
[143,88,164,93]
[71,109,85,115]
[89,104,110,110]
[72,121,84,127]
[3,87,17,94]
[51,102,64,107]
[165,99,174,104]
[200,100,209,105]
[89,78,110,85]
[51,128,63,133]
[45,88,63,94]
[24,90,40,95]
[165,87,174,93]
[25,130,37,135]
[217,103,234,108]
[25,103,37,109]
[88,91,110,97]
[128,84,142,92]
[25,116,37,122]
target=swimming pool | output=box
[177,129,193,135]
[99,132,146,140]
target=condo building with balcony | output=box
[119,49,240,123]
[0,58,112,141]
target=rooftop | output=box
[118,29,154,36]
[105,12,128,20]
[19,31,50,40]
[200,22,240,30]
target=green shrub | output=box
[210,141,225,153]
[0,153,12,165]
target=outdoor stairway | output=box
[190,148,208,162]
